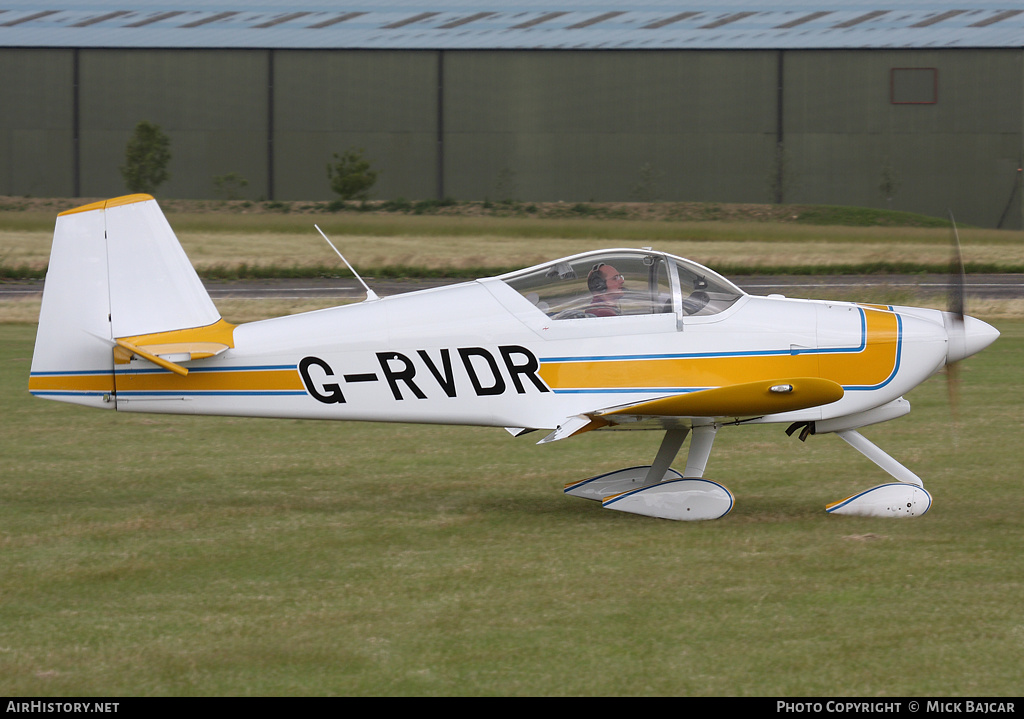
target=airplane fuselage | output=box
[103,279,952,433]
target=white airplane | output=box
[29,195,1000,521]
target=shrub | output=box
[327,147,379,202]
[212,172,249,200]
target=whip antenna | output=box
[314,224,379,302]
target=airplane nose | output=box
[944,313,1000,364]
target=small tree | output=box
[120,121,171,194]
[327,147,378,202]
[879,159,901,210]
[493,167,519,203]
[628,162,664,202]
[212,172,249,200]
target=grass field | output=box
[2,321,1022,696]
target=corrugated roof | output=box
[4,2,1024,49]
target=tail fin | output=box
[29,194,223,408]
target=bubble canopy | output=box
[498,249,744,322]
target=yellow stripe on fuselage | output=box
[539,307,900,392]
[31,366,305,396]
[115,367,304,394]
[29,372,114,394]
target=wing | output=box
[539,377,844,443]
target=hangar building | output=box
[3,2,1024,228]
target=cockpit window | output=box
[674,258,743,317]
[501,251,744,321]
[502,252,672,320]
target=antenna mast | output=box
[314,224,379,302]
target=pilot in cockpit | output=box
[587,263,626,317]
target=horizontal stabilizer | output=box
[113,318,236,373]
[126,342,229,361]
[112,318,236,377]
[114,339,190,376]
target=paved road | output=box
[3,274,1023,301]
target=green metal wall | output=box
[77,49,269,200]
[273,50,439,201]
[782,49,1024,228]
[0,49,75,197]
[1,47,1022,227]
[443,51,779,203]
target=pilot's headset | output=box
[588,263,608,293]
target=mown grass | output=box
[1,322,1022,696]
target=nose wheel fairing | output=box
[826,483,932,517]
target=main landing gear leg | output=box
[643,427,690,485]
[825,429,932,517]
[564,424,734,521]
[683,424,719,479]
